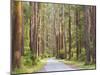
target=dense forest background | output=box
[11,1,96,74]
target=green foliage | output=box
[23,47,42,66]
[59,49,65,59]
[13,58,47,74]
[32,57,41,65]
[78,48,86,61]
[22,47,33,66]
[71,48,77,60]
[40,52,52,59]
[13,2,96,73]
[23,2,32,24]
[70,48,86,61]
[59,59,95,70]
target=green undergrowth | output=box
[12,47,49,74]
[59,59,96,70]
[12,58,47,74]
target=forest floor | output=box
[38,57,78,72]
[13,57,95,74]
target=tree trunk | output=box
[84,6,91,64]
[68,5,72,60]
[75,6,80,60]
[11,1,23,69]
[90,6,96,64]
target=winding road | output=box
[39,58,78,72]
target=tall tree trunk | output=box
[75,6,80,60]
[12,1,23,69]
[53,5,57,57]
[68,5,72,60]
[30,2,35,59]
[30,2,40,59]
[62,5,67,59]
[21,4,24,56]
[36,3,40,57]
[90,6,96,64]
[84,6,91,64]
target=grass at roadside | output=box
[12,58,47,74]
[58,59,96,70]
